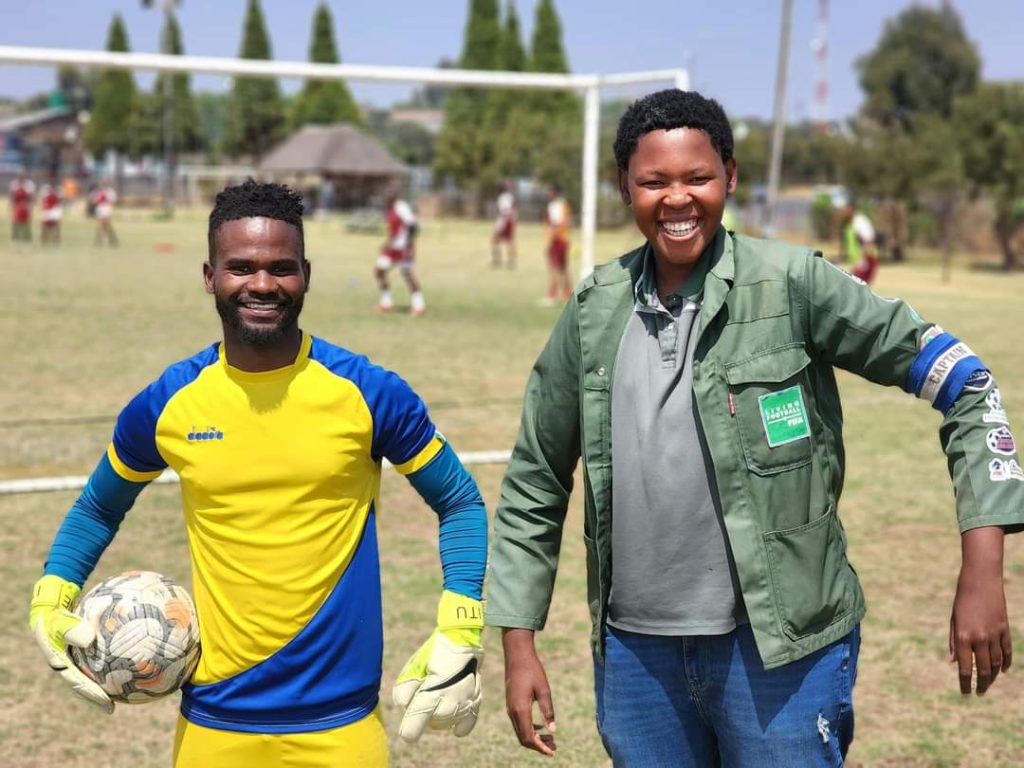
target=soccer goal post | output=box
[0,45,688,278]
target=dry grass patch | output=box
[1,216,1022,766]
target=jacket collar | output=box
[587,227,734,295]
[697,228,734,338]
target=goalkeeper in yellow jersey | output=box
[29,181,487,767]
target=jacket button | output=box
[597,366,606,376]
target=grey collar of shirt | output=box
[633,231,720,315]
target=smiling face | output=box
[204,217,310,366]
[620,127,737,293]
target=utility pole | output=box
[811,0,829,132]
[763,0,793,235]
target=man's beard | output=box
[215,293,304,348]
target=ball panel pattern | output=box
[69,571,201,704]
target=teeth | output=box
[244,303,280,310]
[662,220,698,236]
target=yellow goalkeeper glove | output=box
[392,590,484,742]
[29,574,113,714]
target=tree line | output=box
[732,4,1024,269]
[57,0,578,209]
[78,0,359,174]
[27,2,1024,266]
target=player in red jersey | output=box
[491,180,517,269]
[91,180,119,247]
[40,184,62,246]
[374,193,425,316]
[9,173,35,246]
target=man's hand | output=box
[29,574,114,713]
[949,526,1012,696]
[393,591,483,742]
[502,628,557,757]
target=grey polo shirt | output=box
[607,249,745,636]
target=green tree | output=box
[194,92,231,162]
[955,83,1024,269]
[138,12,202,158]
[496,1,526,74]
[224,0,286,160]
[731,119,771,191]
[526,0,581,205]
[841,122,918,259]
[433,0,500,200]
[85,14,139,188]
[290,2,362,129]
[850,3,980,260]
[384,121,437,166]
[857,4,980,129]
[56,66,95,112]
[528,0,569,75]
[480,1,531,193]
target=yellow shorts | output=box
[172,708,387,767]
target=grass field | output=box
[1,210,1023,767]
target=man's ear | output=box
[725,159,738,196]
[303,259,312,293]
[203,260,215,294]
[617,168,631,206]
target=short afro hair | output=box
[208,180,306,262]
[613,89,734,170]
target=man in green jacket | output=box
[486,89,1023,766]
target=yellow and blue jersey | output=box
[100,332,443,733]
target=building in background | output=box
[259,123,408,211]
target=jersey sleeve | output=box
[108,382,169,482]
[852,213,875,243]
[405,441,488,600]
[394,199,416,225]
[367,369,439,473]
[44,454,149,585]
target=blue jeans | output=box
[594,623,860,767]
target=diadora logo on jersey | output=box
[187,426,225,441]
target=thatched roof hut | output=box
[259,124,407,209]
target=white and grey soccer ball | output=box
[69,570,200,703]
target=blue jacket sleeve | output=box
[405,442,488,601]
[43,454,149,585]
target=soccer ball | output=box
[69,570,200,704]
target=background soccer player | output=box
[9,173,35,247]
[375,192,426,316]
[91,179,118,247]
[542,183,571,305]
[29,180,487,767]
[491,179,517,269]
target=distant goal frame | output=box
[0,44,688,278]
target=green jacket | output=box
[487,230,1024,669]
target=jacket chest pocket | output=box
[725,343,814,475]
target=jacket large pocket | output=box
[763,506,856,640]
[725,343,814,475]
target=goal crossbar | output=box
[0,45,689,276]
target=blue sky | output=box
[0,0,1020,121]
